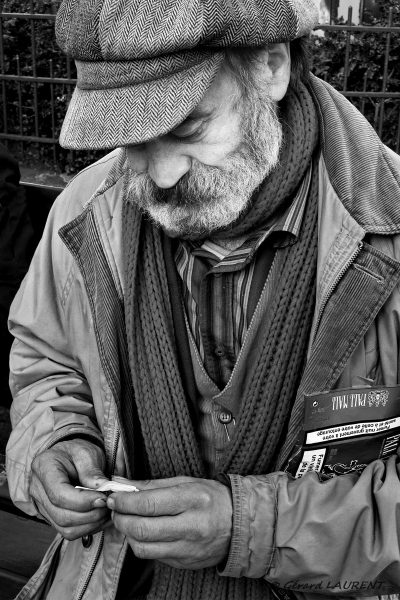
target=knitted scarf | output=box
[122,82,319,599]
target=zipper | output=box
[76,533,104,600]
[311,241,363,346]
[110,427,120,475]
[76,416,121,599]
[59,191,126,600]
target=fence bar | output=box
[16,54,23,158]
[66,55,72,80]
[0,7,7,147]
[0,133,58,143]
[49,58,57,165]
[0,74,76,84]
[343,7,353,92]
[360,72,367,115]
[0,13,56,20]
[378,8,393,138]
[30,0,40,140]
[373,101,380,132]
[342,92,400,99]
[359,0,365,24]
[318,25,400,33]
[329,0,337,24]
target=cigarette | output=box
[75,481,139,493]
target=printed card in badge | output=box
[285,385,400,479]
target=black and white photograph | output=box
[0,1,400,598]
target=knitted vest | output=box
[122,83,319,599]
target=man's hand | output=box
[30,439,111,540]
[107,476,233,570]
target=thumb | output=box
[69,443,109,488]
[80,466,110,489]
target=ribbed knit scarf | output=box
[122,82,319,599]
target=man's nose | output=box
[146,139,191,189]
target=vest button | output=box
[219,410,233,424]
[214,346,225,357]
[82,534,93,548]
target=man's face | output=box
[126,62,283,239]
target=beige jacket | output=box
[6,77,400,599]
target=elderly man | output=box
[6,0,400,599]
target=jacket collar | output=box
[62,77,400,301]
[309,74,400,235]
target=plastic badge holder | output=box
[286,385,400,479]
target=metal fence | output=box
[0,0,97,174]
[316,5,400,152]
[0,1,399,174]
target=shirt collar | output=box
[178,162,312,272]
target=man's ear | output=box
[264,43,291,101]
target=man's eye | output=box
[170,120,205,141]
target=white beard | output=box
[127,97,283,240]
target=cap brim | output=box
[59,53,224,150]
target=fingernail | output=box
[93,497,107,508]
[107,497,115,509]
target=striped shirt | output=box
[175,166,312,389]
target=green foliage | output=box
[310,0,400,151]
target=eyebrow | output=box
[129,107,214,146]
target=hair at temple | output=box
[224,36,311,99]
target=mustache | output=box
[129,162,222,206]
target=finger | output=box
[32,477,109,525]
[126,538,222,570]
[121,476,197,490]
[65,443,109,489]
[127,539,187,562]
[107,483,203,516]
[35,498,110,541]
[111,475,134,485]
[77,467,110,490]
[112,514,191,543]
[32,462,109,512]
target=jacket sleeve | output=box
[220,459,400,594]
[6,193,104,517]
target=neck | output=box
[208,235,247,251]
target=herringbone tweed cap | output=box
[56,0,319,150]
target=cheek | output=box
[193,135,242,167]
[126,146,147,173]
[194,115,242,166]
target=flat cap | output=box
[56,0,319,150]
